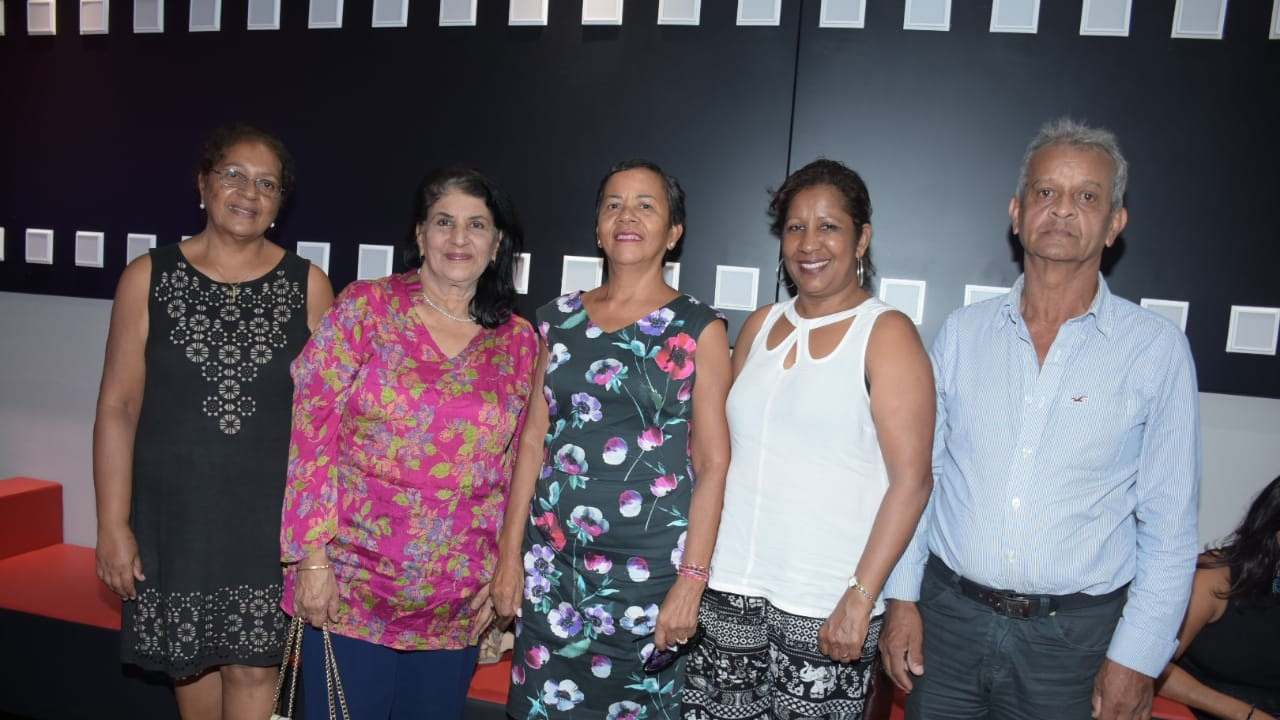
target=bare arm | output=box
[305,264,335,332]
[93,256,151,600]
[656,319,732,650]
[820,310,935,662]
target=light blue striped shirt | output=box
[884,275,1201,677]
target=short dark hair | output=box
[402,167,522,330]
[594,159,686,230]
[768,158,876,290]
[197,123,295,195]
[1202,475,1280,600]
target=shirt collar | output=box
[997,273,1114,336]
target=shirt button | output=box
[1024,395,1032,405]
[1021,447,1032,456]
[1011,498,1021,509]
[1006,551,1016,562]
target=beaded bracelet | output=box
[677,562,710,582]
[298,564,331,571]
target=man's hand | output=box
[1092,658,1153,720]
[879,599,926,692]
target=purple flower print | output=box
[554,444,589,476]
[524,544,555,576]
[602,437,628,466]
[670,531,687,568]
[525,644,550,669]
[591,655,613,679]
[620,603,659,635]
[524,573,551,603]
[556,294,583,313]
[650,473,679,498]
[511,664,526,685]
[607,701,644,720]
[637,426,665,452]
[584,552,613,574]
[626,557,650,582]
[586,358,625,387]
[583,604,617,637]
[585,321,603,339]
[637,308,676,337]
[538,321,550,339]
[570,392,603,425]
[541,679,584,712]
[548,602,584,639]
[618,489,643,518]
[677,380,693,402]
[547,342,571,372]
[544,385,558,417]
[570,505,610,538]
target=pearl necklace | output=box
[419,291,475,323]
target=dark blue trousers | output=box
[301,625,480,720]
[904,558,1125,720]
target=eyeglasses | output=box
[640,625,705,674]
[211,167,283,198]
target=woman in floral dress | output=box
[493,160,732,719]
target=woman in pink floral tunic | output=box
[280,168,538,719]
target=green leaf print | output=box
[429,462,451,478]
[557,308,588,329]
[554,637,592,658]
[380,386,395,405]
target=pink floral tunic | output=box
[280,271,537,650]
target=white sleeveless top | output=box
[710,296,894,618]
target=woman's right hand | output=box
[490,552,524,625]
[96,525,144,600]
[294,554,340,629]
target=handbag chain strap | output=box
[271,616,305,718]
[322,626,351,720]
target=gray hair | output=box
[1015,118,1128,211]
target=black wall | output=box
[1,1,1277,397]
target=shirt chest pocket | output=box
[1051,392,1142,471]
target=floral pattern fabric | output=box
[280,271,537,651]
[508,292,724,720]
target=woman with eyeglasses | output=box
[281,167,539,719]
[493,159,732,719]
[682,159,934,720]
[93,123,333,718]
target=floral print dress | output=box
[508,292,724,720]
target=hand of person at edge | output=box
[468,583,498,644]
[96,525,145,600]
[294,555,340,630]
[1092,658,1154,720]
[819,587,874,664]
[879,599,926,692]
[655,576,704,652]
[490,552,524,626]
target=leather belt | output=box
[927,554,1127,619]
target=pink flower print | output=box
[655,332,697,380]
[554,444,589,476]
[618,489,643,518]
[677,380,693,402]
[525,644,550,669]
[586,358,625,388]
[591,655,613,679]
[626,557,650,582]
[670,531,687,568]
[548,602,584,639]
[602,436,628,465]
[607,701,644,720]
[637,308,676,337]
[538,321,551,341]
[570,392,603,425]
[511,664,526,685]
[533,511,566,552]
[637,426,665,452]
[620,604,659,635]
[542,679,584,712]
[650,473,679,498]
[584,552,613,574]
[570,505,610,538]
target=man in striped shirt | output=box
[880,118,1200,720]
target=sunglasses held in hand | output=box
[639,625,706,673]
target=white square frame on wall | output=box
[663,261,680,289]
[189,0,220,31]
[964,284,1010,306]
[308,0,342,28]
[990,0,1038,33]
[1226,306,1280,356]
[1,1,6,35]
[26,228,54,264]
[75,231,105,267]
[0,227,6,261]
[295,241,331,274]
[28,0,57,34]
[657,0,698,25]
[133,0,162,31]
[247,0,280,30]
[561,255,604,295]
[81,0,108,34]
[904,0,950,31]
[1140,298,1190,332]
[1272,0,1280,39]
[1171,0,1227,39]
[513,252,531,295]
[1079,0,1131,37]
[371,0,408,28]
[509,0,548,25]
[819,0,865,29]
[356,244,395,280]
[125,233,156,264]
[714,265,759,312]
[879,278,927,324]
[736,0,780,27]
[582,0,622,25]
[439,0,476,26]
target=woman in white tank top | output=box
[682,159,935,720]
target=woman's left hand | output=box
[468,582,497,644]
[655,577,705,651]
[819,587,874,663]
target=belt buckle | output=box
[995,593,1035,619]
